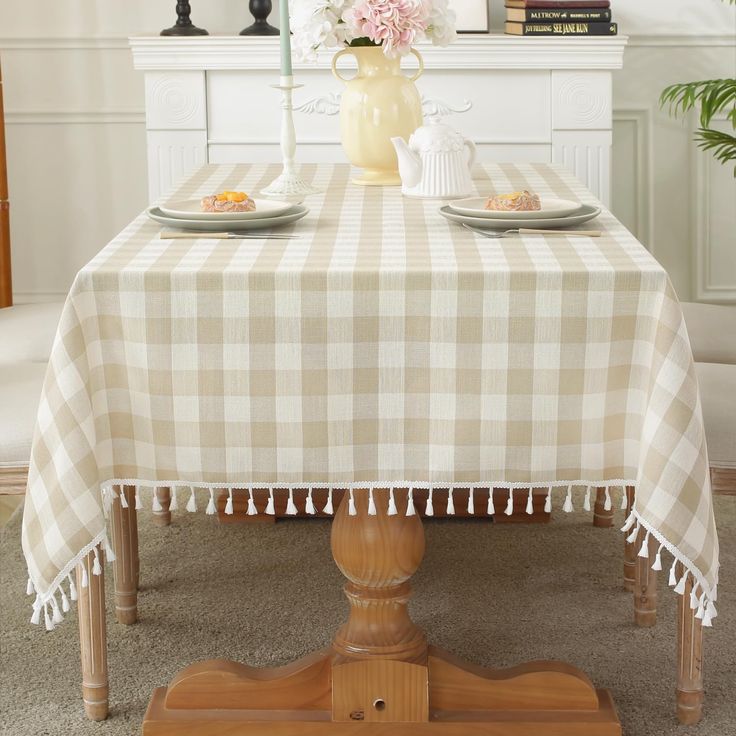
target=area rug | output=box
[1,497,734,736]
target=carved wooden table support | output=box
[676,562,704,725]
[143,488,621,735]
[592,487,614,528]
[110,485,140,624]
[76,546,108,721]
[622,486,636,592]
[633,526,658,627]
[152,486,172,527]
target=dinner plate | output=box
[159,198,294,221]
[147,205,309,232]
[448,197,582,220]
[439,203,601,230]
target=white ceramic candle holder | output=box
[261,76,321,201]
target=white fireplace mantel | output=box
[130,35,627,203]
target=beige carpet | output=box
[1,497,734,736]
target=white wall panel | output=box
[1,0,735,302]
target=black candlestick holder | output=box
[161,1,209,36]
[240,0,280,35]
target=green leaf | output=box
[695,127,736,176]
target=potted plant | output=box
[660,1,735,174]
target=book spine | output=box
[507,21,618,35]
[523,9,612,21]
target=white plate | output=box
[439,204,601,230]
[147,205,309,232]
[448,197,582,220]
[159,197,294,221]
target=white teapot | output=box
[391,120,476,199]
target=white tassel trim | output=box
[286,488,298,515]
[323,487,334,515]
[134,486,143,510]
[367,488,377,516]
[387,487,398,516]
[583,486,592,512]
[225,488,234,515]
[26,576,34,596]
[406,487,416,516]
[425,487,434,517]
[348,487,357,516]
[447,488,455,515]
[305,489,316,515]
[170,485,179,511]
[604,487,612,512]
[525,487,534,515]
[487,488,495,515]
[467,487,475,515]
[152,489,163,513]
[620,486,629,510]
[504,488,513,516]
[120,485,129,508]
[652,544,663,571]
[562,485,573,513]
[544,485,552,514]
[186,487,197,513]
[266,488,275,515]
[247,488,258,516]
[92,548,102,576]
[205,489,217,515]
[103,535,116,563]
[637,530,651,558]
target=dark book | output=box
[505,20,618,35]
[506,0,610,8]
[507,7,612,21]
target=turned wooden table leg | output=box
[633,526,657,627]
[152,486,171,527]
[676,562,704,725]
[110,485,139,624]
[593,487,614,528]
[76,546,108,721]
[623,486,636,592]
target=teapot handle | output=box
[331,48,355,83]
[464,139,477,169]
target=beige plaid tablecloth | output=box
[21,162,719,627]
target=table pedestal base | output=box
[143,488,620,736]
[143,648,620,735]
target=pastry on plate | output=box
[485,190,541,212]
[201,191,256,213]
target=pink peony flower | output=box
[343,0,429,57]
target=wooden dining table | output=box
[21,162,719,734]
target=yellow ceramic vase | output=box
[331,46,424,186]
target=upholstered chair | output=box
[0,302,64,494]
[681,302,736,493]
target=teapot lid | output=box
[409,119,466,152]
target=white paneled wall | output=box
[1,0,735,302]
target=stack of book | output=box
[505,0,617,36]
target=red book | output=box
[506,0,610,8]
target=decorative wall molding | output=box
[0,37,130,50]
[626,34,736,48]
[693,115,736,302]
[612,108,653,249]
[4,110,145,125]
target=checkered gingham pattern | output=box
[21,162,719,625]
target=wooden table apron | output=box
[23,163,711,731]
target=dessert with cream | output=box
[485,190,541,212]
[201,191,256,213]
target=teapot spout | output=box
[390,136,422,188]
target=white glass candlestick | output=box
[261,76,321,200]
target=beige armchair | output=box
[681,302,736,493]
[0,302,64,494]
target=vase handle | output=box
[407,48,424,82]
[331,48,355,83]
[464,139,476,169]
